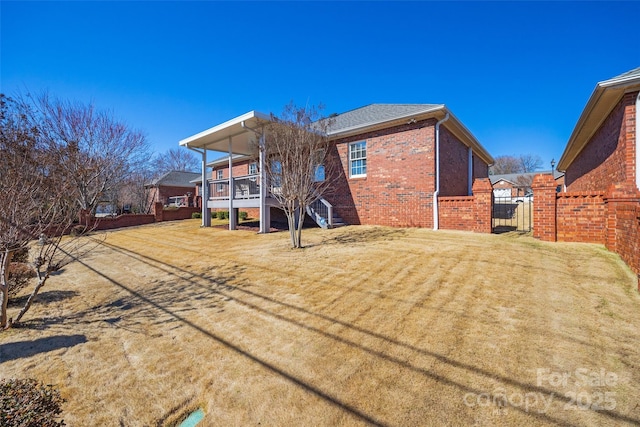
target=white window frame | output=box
[215,169,224,193]
[248,162,257,175]
[349,141,367,178]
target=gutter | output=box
[433,112,450,230]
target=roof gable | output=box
[558,66,640,170]
[146,170,200,187]
[325,104,443,135]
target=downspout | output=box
[186,145,209,227]
[433,112,450,230]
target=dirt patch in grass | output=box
[2,220,640,426]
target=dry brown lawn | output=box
[1,220,640,426]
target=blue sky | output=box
[2,1,639,166]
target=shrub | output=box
[239,211,248,220]
[224,211,229,219]
[216,211,226,220]
[69,225,87,237]
[7,248,35,300]
[0,378,66,427]
[8,262,36,299]
[191,212,201,219]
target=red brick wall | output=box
[161,207,200,222]
[211,208,260,219]
[532,174,558,241]
[556,192,606,243]
[90,214,156,231]
[328,119,437,227]
[439,127,471,197]
[565,92,637,191]
[438,196,475,230]
[612,203,640,282]
[473,154,489,180]
[151,185,197,207]
[212,159,255,179]
[438,178,493,233]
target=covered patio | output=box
[179,111,277,232]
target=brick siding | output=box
[565,92,637,191]
[438,178,493,233]
[556,192,606,243]
[533,175,640,290]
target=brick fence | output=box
[438,178,493,233]
[79,203,199,231]
[533,174,640,290]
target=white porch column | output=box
[259,133,270,233]
[228,137,236,230]
[202,147,210,227]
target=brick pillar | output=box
[604,183,640,291]
[472,178,493,233]
[78,209,92,227]
[604,183,640,251]
[154,202,164,222]
[532,174,557,242]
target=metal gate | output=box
[492,188,532,233]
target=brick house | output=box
[145,170,200,211]
[490,171,564,199]
[558,67,639,192]
[180,104,493,232]
[536,67,640,288]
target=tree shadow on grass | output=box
[0,334,87,362]
[8,290,80,307]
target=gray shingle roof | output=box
[604,66,640,83]
[146,170,200,187]
[326,104,444,134]
[489,170,563,185]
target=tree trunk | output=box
[0,250,13,329]
[297,207,305,248]
[13,271,48,325]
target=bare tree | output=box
[154,148,199,174]
[489,155,521,175]
[260,103,337,248]
[0,95,97,329]
[490,154,544,175]
[118,168,157,214]
[518,154,543,173]
[19,92,149,214]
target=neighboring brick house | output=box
[490,170,564,199]
[323,104,493,228]
[536,67,640,289]
[180,104,494,232]
[145,170,200,211]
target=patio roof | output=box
[179,111,270,155]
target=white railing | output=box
[208,174,260,200]
[307,197,333,229]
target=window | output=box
[215,169,224,193]
[349,141,367,177]
[271,160,282,188]
[248,162,257,175]
[314,165,325,182]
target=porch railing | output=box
[307,197,333,229]
[208,174,260,200]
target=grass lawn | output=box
[1,220,640,426]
